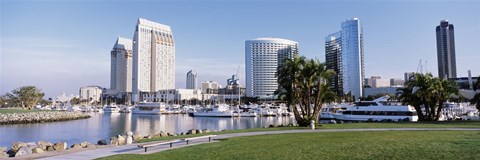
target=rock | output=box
[31,147,44,154]
[187,129,196,135]
[46,146,55,151]
[202,129,210,133]
[70,144,82,149]
[110,137,119,146]
[196,129,203,134]
[269,124,274,128]
[26,142,37,147]
[126,135,133,145]
[80,142,90,148]
[0,147,6,153]
[133,134,144,141]
[144,135,152,139]
[15,146,32,157]
[11,142,27,152]
[0,152,8,158]
[86,144,96,149]
[279,124,285,127]
[180,132,185,135]
[263,126,268,128]
[97,139,107,145]
[38,141,53,150]
[167,132,173,136]
[117,135,126,145]
[159,131,168,137]
[53,142,67,151]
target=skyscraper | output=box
[436,20,457,79]
[325,32,343,96]
[132,18,175,102]
[326,18,364,99]
[186,70,197,89]
[341,18,364,99]
[245,38,298,97]
[110,37,133,93]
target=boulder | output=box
[11,142,27,152]
[97,139,107,145]
[196,129,203,134]
[187,129,196,135]
[0,152,8,159]
[110,137,119,146]
[53,142,67,151]
[144,135,152,139]
[38,141,53,150]
[46,146,55,151]
[117,135,126,145]
[80,142,90,148]
[86,144,96,149]
[180,132,185,135]
[31,147,44,154]
[70,144,82,150]
[15,146,32,157]
[133,134,144,141]
[202,129,211,133]
[269,124,274,128]
[0,147,6,153]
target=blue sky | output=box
[1,0,479,98]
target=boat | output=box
[233,110,257,117]
[119,106,133,113]
[320,103,349,120]
[192,104,234,117]
[104,104,121,113]
[331,96,418,122]
[132,102,166,115]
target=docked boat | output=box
[119,106,133,113]
[320,103,349,120]
[192,104,234,117]
[331,96,418,122]
[104,104,120,113]
[132,102,166,115]
[233,110,258,117]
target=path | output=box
[33,128,480,160]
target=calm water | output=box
[0,113,295,147]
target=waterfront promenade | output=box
[31,127,480,160]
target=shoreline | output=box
[0,111,91,125]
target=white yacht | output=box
[192,104,234,117]
[132,102,166,115]
[320,103,349,120]
[332,96,418,122]
[104,104,120,113]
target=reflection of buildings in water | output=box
[132,115,162,136]
[124,113,132,133]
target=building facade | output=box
[110,37,133,93]
[201,81,221,94]
[245,37,298,97]
[325,32,343,96]
[79,85,103,103]
[341,18,365,100]
[436,20,457,79]
[186,70,198,89]
[132,18,175,102]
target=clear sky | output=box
[1,0,479,98]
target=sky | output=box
[1,0,479,98]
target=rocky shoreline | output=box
[0,111,91,125]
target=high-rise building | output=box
[436,20,457,79]
[326,18,364,99]
[201,81,221,94]
[186,70,198,89]
[245,37,298,97]
[325,32,343,96]
[132,18,175,102]
[404,72,415,82]
[110,37,133,93]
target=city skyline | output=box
[1,0,479,98]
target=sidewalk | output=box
[34,128,480,160]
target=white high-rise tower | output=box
[340,18,364,100]
[132,18,175,102]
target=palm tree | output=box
[276,54,335,126]
[471,76,480,112]
[397,73,459,121]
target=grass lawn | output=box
[319,121,480,129]
[0,108,45,114]
[99,130,480,160]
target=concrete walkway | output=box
[36,128,480,160]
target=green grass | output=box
[319,121,480,129]
[0,108,45,114]
[99,130,480,160]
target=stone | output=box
[117,135,126,145]
[180,132,185,135]
[187,129,196,135]
[167,132,173,136]
[53,142,67,151]
[46,146,55,151]
[144,135,152,139]
[15,146,32,157]
[159,131,168,137]
[86,144,96,149]
[0,147,6,153]
[31,147,44,154]
[196,129,203,134]
[0,152,8,159]
[70,144,82,149]
[110,137,119,146]
[80,142,90,148]
[38,141,53,150]
[26,142,37,147]
[133,134,144,141]
[97,139,107,145]
[269,124,274,128]
[11,142,27,152]
[126,131,133,136]
[202,129,211,133]
[126,135,133,145]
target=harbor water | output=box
[0,113,295,147]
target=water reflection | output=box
[0,113,295,147]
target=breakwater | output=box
[0,111,91,125]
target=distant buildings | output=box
[363,87,399,97]
[79,85,103,103]
[186,70,198,90]
[110,37,133,93]
[404,72,415,83]
[201,81,221,94]
[326,18,364,99]
[390,78,405,87]
[436,20,457,79]
[132,18,175,102]
[245,37,298,97]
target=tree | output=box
[276,54,336,126]
[471,76,480,112]
[7,86,45,110]
[397,73,458,121]
[70,97,80,105]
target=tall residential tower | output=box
[436,20,457,79]
[325,32,343,96]
[186,70,198,89]
[110,37,133,93]
[132,18,175,102]
[245,38,298,97]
